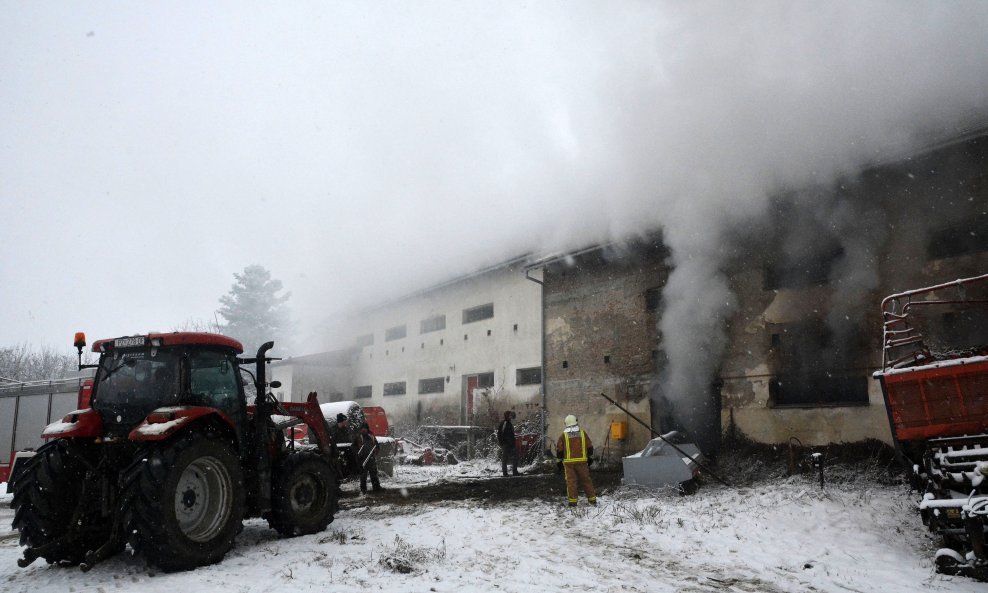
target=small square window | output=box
[477,372,495,388]
[383,381,406,396]
[463,303,494,324]
[420,314,446,334]
[562,361,569,369]
[516,367,542,385]
[645,287,661,312]
[604,355,611,364]
[418,377,445,394]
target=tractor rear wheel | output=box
[10,440,104,565]
[127,432,245,571]
[267,452,338,537]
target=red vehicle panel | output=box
[881,359,988,442]
[42,408,104,439]
[128,406,236,441]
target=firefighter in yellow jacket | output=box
[556,414,597,506]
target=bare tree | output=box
[173,316,222,333]
[0,344,75,383]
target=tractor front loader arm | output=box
[278,392,332,456]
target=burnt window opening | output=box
[927,221,988,260]
[353,385,372,399]
[562,360,569,369]
[463,303,494,324]
[771,333,782,347]
[516,367,542,386]
[385,324,407,342]
[763,244,844,290]
[923,309,988,356]
[771,319,868,406]
[604,355,611,364]
[464,334,468,341]
[513,324,518,331]
[383,381,407,396]
[418,377,445,394]
[440,338,444,346]
[355,333,374,347]
[420,314,446,334]
[487,329,492,336]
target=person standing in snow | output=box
[497,410,521,477]
[324,412,354,478]
[352,422,383,494]
[556,414,597,506]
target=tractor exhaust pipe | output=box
[253,341,275,512]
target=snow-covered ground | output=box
[0,461,982,593]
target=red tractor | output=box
[9,332,339,572]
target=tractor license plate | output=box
[114,336,147,348]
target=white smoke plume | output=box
[574,3,988,452]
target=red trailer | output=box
[874,274,988,579]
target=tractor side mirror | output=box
[270,381,282,389]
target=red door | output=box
[465,376,478,423]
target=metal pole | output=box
[524,267,548,456]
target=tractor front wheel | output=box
[10,440,105,565]
[127,432,245,571]
[267,452,338,537]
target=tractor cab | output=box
[87,333,248,442]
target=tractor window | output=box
[189,350,244,423]
[93,349,182,430]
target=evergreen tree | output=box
[217,265,292,355]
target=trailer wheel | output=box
[10,440,104,565]
[127,432,244,571]
[267,452,338,537]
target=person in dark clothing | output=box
[352,422,382,494]
[497,410,521,476]
[324,413,353,483]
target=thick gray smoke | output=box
[604,3,988,452]
[2,2,987,381]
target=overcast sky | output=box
[3,1,987,355]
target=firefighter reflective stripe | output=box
[563,429,587,463]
